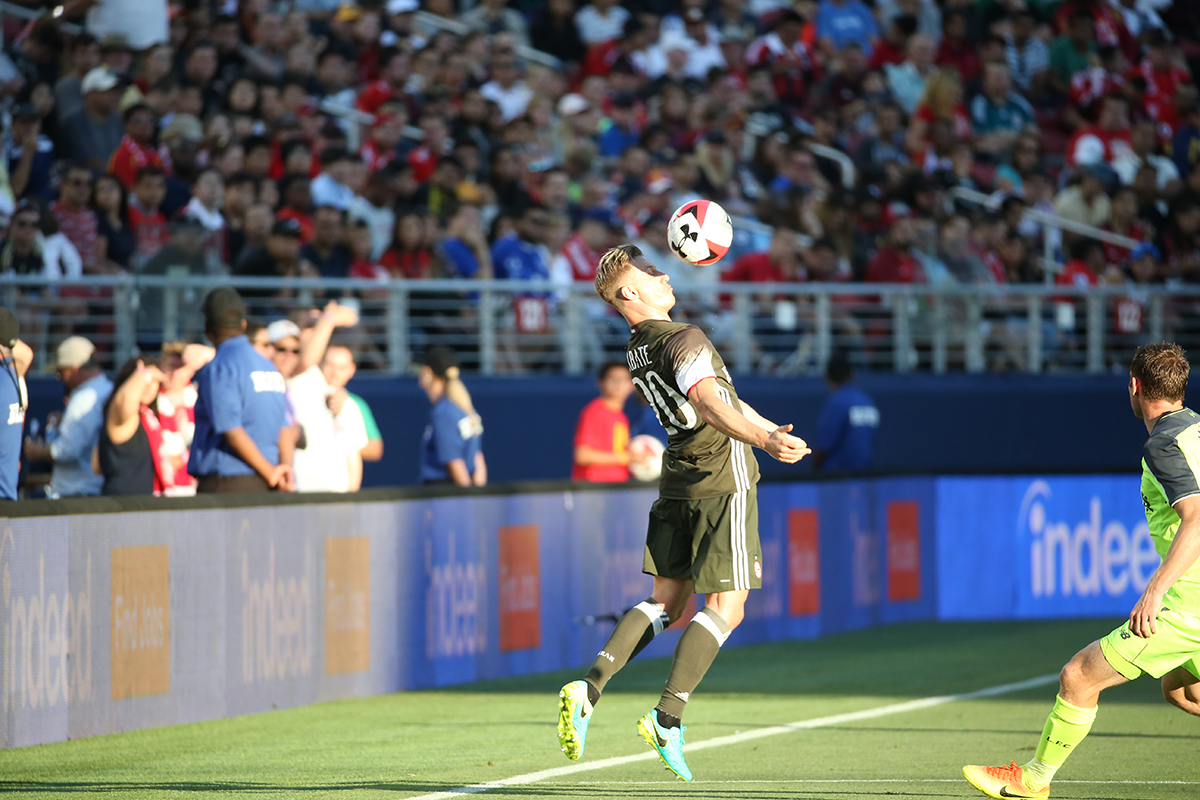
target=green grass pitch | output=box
[1,619,1197,799]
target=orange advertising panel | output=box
[110,545,170,699]
[325,536,371,674]
[499,525,541,651]
[788,509,820,616]
[887,501,922,602]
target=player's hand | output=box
[1128,588,1164,638]
[765,424,811,464]
[323,300,360,328]
[326,387,347,415]
[268,464,296,492]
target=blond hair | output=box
[443,366,484,436]
[595,244,642,305]
[920,68,962,121]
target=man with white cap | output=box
[268,303,365,492]
[23,335,113,497]
[60,67,124,172]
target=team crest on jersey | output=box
[754,559,762,579]
[7,402,23,425]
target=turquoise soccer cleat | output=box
[557,680,592,760]
[637,710,692,781]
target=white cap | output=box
[557,93,589,117]
[267,319,301,344]
[53,336,96,369]
[81,67,119,94]
[660,32,692,53]
[387,0,419,13]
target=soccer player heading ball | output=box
[557,244,810,780]
[965,342,1200,799]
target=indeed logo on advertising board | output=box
[110,545,170,699]
[426,534,486,658]
[1020,480,1159,599]
[241,539,314,683]
[1,528,93,714]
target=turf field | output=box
[1,619,1197,799]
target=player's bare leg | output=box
[965,640,1128,798]
[1162,666,1200,716]
[559,577,691,760]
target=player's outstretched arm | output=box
[688,378,810,463]
[1130,495,1200,637]
[736,398,779,434]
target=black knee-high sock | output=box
[583,598,670,705]
[655,607,730,726]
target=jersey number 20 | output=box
[633,371,698,436]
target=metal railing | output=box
[1,275,1190,377]
[947,187,1139,281]
[414,10,562,69]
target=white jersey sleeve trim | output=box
[676,347,717,396]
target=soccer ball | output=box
[667,199,733,266]
[628,435,666,482]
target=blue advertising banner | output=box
[936,475,1153,620]
[1,472,1159,747]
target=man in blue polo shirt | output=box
[190,288,294,493]
[0,308,31,500]
[812,353,879,472]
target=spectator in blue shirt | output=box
[418,347,486,486]
[811,353,879,472]
[597,92,642,158]
[6,103,55,200]
[439,203,493,279]
[189,288,294,493]
[0,308,31,501]
[492,203,550,285]
[816,0,880,59]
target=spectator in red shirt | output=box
[571,361,635,483]
[380,210,435,279]
[276,175,315,243]
[356,48,415,117]
[1057,238,1105,288]
[869,13,916,70]
[558,208,623,282]
[581,17,652,79]
[1128,30,1191,126]
[107,103,165,188]
[53,163,107,274]
[745,11,821,110]
[907,68,971,157]
[128,166,170,261]
[935,11,981,87]
[1102,186,1150,269]
[866,214,924,283]
[1067,92,1132,168]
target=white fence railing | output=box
[0,275,1189,377]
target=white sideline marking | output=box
[404,673,1059,800]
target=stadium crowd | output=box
[0,0,1197,376]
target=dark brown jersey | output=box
[626,319,759,499]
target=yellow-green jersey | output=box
[1140,407,1200,612]
[626,320,759,500]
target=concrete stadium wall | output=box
[22,373,1150,488]
[0,473,1145,748]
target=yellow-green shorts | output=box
[1100,606,1200,681]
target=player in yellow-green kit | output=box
[964,342,1200,799]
